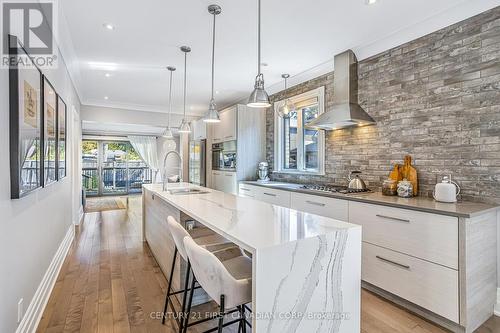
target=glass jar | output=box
[397,179,413,198]
[382,179,397,196]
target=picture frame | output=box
[42,76,57,186]
[8,34,43,199]
[56,96,67,179]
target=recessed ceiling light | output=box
[103,23,115,30]
[105,73,111,77]
[104,96,109,100]
[365,0,377,4]
[215,90,220,94]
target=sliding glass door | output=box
[82,140,152,196]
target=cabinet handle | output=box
[240,188,250,191]
[306,200,326,207]
[263,192,276,197]
[152,194,155,200]
[375,214,410,223]
[225,174,233,177]
[224,135,232,138]
[376,256,410,270]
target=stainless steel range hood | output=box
[306,50,375,130]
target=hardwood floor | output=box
[37,196,499,333]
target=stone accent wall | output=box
[266,7,500,203]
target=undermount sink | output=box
[168,188,209,195]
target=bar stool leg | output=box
[179,260,191,333]
[239,305,246,333]
[218,295,225,333]
[182,275,197,333]
[162,247,178,325]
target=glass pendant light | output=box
[247,0,271,108]
[178,46,191,133]
[162,66,176,138]
[203,4,221,123]
[277,73,295,119]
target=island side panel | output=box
[254,227,361,333]
[143,189,181,293]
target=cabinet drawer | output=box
[239,183,257,198]
[349,202,458,269]
[290,192,348,221]
[362,242,459,323]
[257,187,290,208]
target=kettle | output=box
[348,171,367,190]
[433,175,460,203]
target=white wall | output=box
[0,22,81,333]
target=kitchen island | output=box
[142,183,361,333]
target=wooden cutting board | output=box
[400,155,418,196]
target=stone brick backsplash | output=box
[266,7,500,204]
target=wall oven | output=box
[212,140,237,171]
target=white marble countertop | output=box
[143,183,360,253]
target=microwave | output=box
[212,140,237,171]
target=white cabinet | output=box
[362,242,459,322]
[212,171,237,195]
[290,192,348,221]
[349,202,458,269]
[239,183,258,198]
[191,119,207,140]
[212,106,237,143]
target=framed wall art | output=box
[57,96,67,179]
[43,76,57,186]
[8,34,43,199]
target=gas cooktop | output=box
[301,184,371,194]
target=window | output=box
[274,87,325,174]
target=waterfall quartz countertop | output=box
[241,181,498,218]
[142,183,362,333]
[143,183,360,252]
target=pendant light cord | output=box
[168,70,173,128]
[257,0,261,76]
[183,51,187,118]
[211,12,216,101]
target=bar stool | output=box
[162,216,236,332]
[183,236,252,333]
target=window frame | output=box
[273,86,325,175]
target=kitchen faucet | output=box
[163,150,183,192]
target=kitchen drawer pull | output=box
[306,200,326,207]
[240,188,250,191]
[263,192,277,197]
[225,174,233,177]
[224,135,233,138]
[375,214,410,223]
[376,255,410,269]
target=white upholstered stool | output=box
[162,216,235,332]
[183,236,252,333]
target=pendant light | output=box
[247,0,271,108]
[162,66,176,138]
[203,4,221,123]
[178,46,191,133]
[277,74,295,119]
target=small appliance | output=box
[433,175,460,203]
[257,162,269,182]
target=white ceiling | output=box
[60,0,500,118]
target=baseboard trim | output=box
[495,288,500,317]
[16,225,75,333]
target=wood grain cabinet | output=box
[290,192,348,221]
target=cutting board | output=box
[400,155,418,196]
